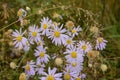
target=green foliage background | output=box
[0,0,120,80]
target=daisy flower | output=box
[75,73,86,80]
[34,46,50,63]
[35,62,45,75]
[40,67,62,80]
[95,37,107,50]
[23,61,36,77]
[28,25,41,44]
[36,38,44,47]
[48,24,69,45]
[78,41,92,54]
[23,41,30,52]
[40,17,52,36]
[12,28,27,50]
[68,61,83,74]
[17,8,27,26]
[63,66,78,80]
[63,37,75,48]
[68,26,82,38]
[64,46,83,63]
[17,8,27,18]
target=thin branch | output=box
[16,52,28,72]
[0,6,62,32]
[105,57,120,59]
[0,19,19,32]
[0,6,94,32]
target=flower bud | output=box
[10,62,17,69]
[22,19,29,26]
[26,6,31,11]
[65,21,74,30]
[55,57,63,66]
[52,22,60,27]
[9,41,14,46]
[88,63,92,68]
[53,12,60,18]
[101,64,107,72]
[8,29,13,33]
[45,47,48,50]
[5,32,9,35]
[19,73,26,80]
[90,26,99,34]
[38,9,43,15]
[17,8,27,17]
[0,39,5,42]
[87,50,99,59]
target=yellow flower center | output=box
[26,41,29,45]
[46,75,54,80]
[82,45,87,50]
[39,52,45,57]
[37,64,41,68]
[25,65,30,71]
[16,35,22,42]
[43,23,48,29]
[64,74,71,80]
[75,77,81,80]
[97,37,103,44]
[17,10,22,16]
[66,39,72,44]
[71,29,76,33]
[72,62,77,67]
[54,31,60,37]
[71,51,77,58]
[32,32,37,37]
[37,41,42,46]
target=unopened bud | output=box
[9,41,13,46]
[5,32,9,35]
[8,29,13,33]
[90,26,99,34]
[53,12,60,18]
[26,6,31,11]
[38,9,43,15]
[101,64,107,72]
[10,62,17,69]
[17,8,27,17]
[88,63,92,68]
[55,58,63,66]
[87,50,99,59]
[0,39,4,42]
[45,47,48,50]
[23,19,29,25]
[19,73,26,80]
[65,21,74,30]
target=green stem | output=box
[0,20,19,32]
[16,52,28,72]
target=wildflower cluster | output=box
[12,8,108,80]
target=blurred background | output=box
[0,0,120,80]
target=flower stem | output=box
[16,51,28,72]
